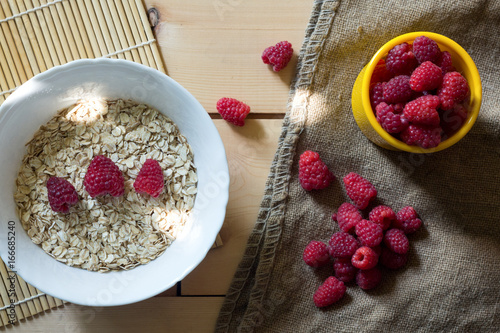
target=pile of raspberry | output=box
[370,35,470,148]
[299,156,423,307]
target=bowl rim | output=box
[0,58,229,306]
[361,31,482,153]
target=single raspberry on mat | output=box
[333,258,358,283]
[412,35,441,64]
[409,61,443,92]
[440,104,468,138]
[438,71,470,110]
[298,150,334,191]
[436,51,455,75]
[216,97,251,126]
[384,228,410,254]
[383,75,413,104]
[47,177,79,213]
[313,276,346,307]
[343,172,377,210]
[376,102,409,133]
[355,219,383,247]
[370,59,393,86]
[370,82,386,109]
[385,42,418,75]
[328,232,359,258]
[369,205,396,230]
[262,41,293,72]
[351,246,379,270]
[303,241,330,268]
[400,124,442,149]
[403,95,441,127]
[336,202,363,233]
[134,159,164,197]
[356,267,382,290]
[394,206,422,234]
[84,155,124,198]
[379,247,409,269]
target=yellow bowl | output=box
[351,31,482,153]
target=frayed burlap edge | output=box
[215,1,340,331]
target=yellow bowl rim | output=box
[361,31,482,153]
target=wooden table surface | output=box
[8,1,313,331]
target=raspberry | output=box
[440,104,468,138]
[328,232,359,258]
[391,103,405,114]
[370,59,393,87]
[298,150,334,191]
[313,276,346,307]
[333,258,358,283]
[336,202,363,233]
[436,51,455,74]
[46,177,79,213]
[351,246,378,270]
[385,42,418,75]
[355,219,383,247]
[412,35,441,64]
[261,41,293,72]
[84,155,124,198]
[134,159,164,197]
[303,241,330,268]
[438,71,470,110]
[409,61,443,92]
[394,206,422,234]
[216,97,251,126]
[343,172,377,210]
[370,82,386,109]
[384,228,410,254]
[403,95,441,127]
[376,102,409,133]
[369,205,396,230]
[356,267,382,290]
[379,247,408,269]
[400,124,442,149]
[383,75,413,104]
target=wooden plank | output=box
[146,0,312,114]
[8,297,224,332]
[181,119,283,295]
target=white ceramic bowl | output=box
[0,59,229,306]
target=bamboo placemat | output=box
[0,0,221,328]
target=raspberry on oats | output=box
[343,172,377,210]
[355,219,383,248]
[336,202,363,233]
[84,155,125,198]
[313,276,346,307]
[351,246,379,270]
[328,232,359,258]
[134,159,164,197]
[303,241,330,268]
[47,177,79,213]
[298,150,334,191]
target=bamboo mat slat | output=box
[0,0,171,328]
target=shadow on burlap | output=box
[216,0,500,332]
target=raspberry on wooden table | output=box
[303,241,330,268]
[328,232,359,258]
[400,123,442,149]
[216,97,251,126]
[376,102,409,134]
[84,155,124,198]
[385,42,418,75]
[394,206,422,234]
[412,35,441,64]
[134,159,164,198]
[262,41,293,72]
[409,61,443,92]
[336,202,363,233]
[343,172,377,210]
[351,246,379,270]
[380,247,408,270]
[356,267,382,290]
[438,71,470,110]
[384,228,410,254]
[313,276,346,307]
[355,219,383,247]
[46,177,79,213]
[383,75,413,104]
[333,257,358,283]
[298,150,334,191]
[403,95,441,127]
[369,205,396,230]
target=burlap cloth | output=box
[215,0,500,332]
